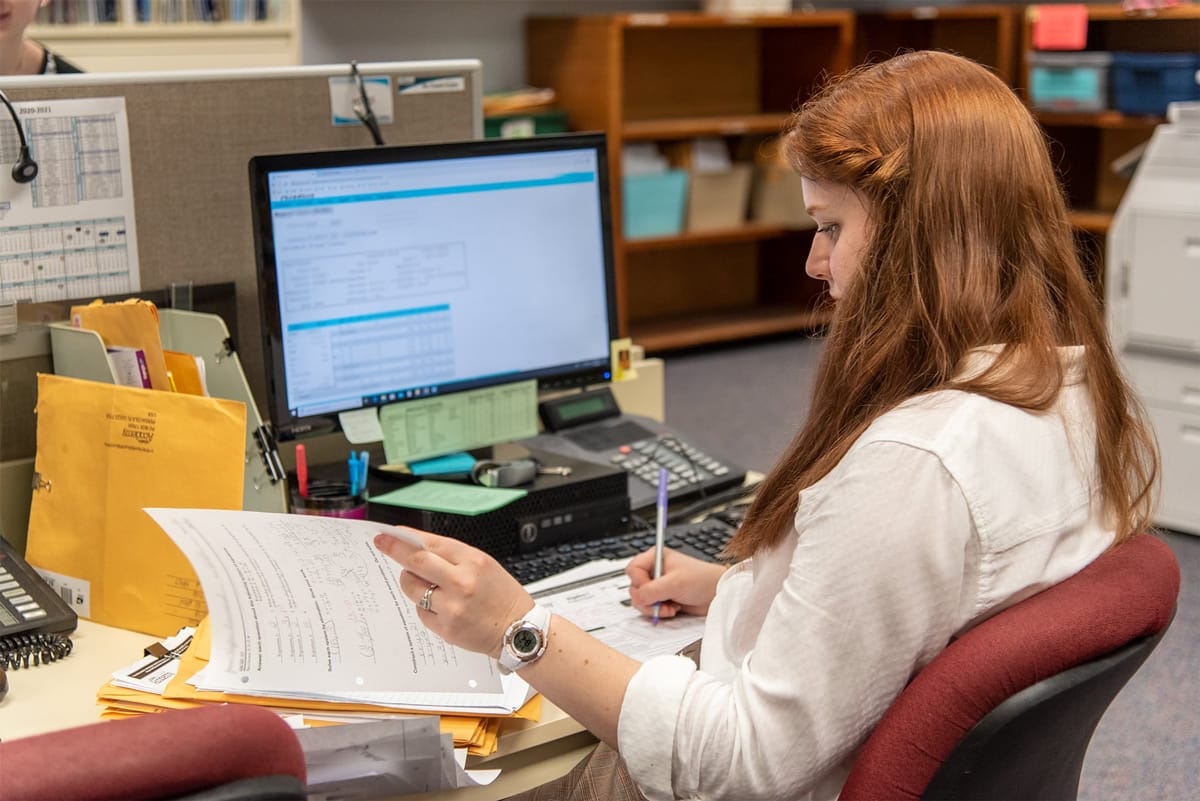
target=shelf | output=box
[1069,210,1114,235]
[1035,111,1163,130]
[1017,2,1200,268]
[528,12,853,347]
[1031,4,1200,22]
[855,5,1019,86]
[30,19,299,71]
[631,306,830,352]
[617,10,855,29]
[624,223,799,253]
[30,21,293,40]
[622,113,792,141]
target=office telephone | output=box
[0,535,77,671]
[522,387,748,514]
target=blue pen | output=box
[652,467,669,625]
[358,451,370,495]
[348,450,360,497]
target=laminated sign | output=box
[26,373,246,637]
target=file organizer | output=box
[48,309,287,514]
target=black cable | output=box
[350,61,385,147]
[667,483,755,525]
[619,432,724,518]
[0,89,38,183]
[0,631,73,671]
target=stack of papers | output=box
[144,508,533,715]
[96,616,537,756]
[111,507,706,769]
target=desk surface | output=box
[0,619,596,800]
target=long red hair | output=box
[725,51,1157,560]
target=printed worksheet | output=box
[144,508,528,715]
[532,569,706,662]
[0,96,140,302]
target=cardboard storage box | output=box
[751,164,815,228]
[687,164,752,232]
[623,170,689,239]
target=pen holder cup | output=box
[291,480,367,519]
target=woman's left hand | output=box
[374,529,533,658]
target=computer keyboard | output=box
[501,506,747,586]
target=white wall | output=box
[301,0,701,93]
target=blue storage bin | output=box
[1111,52,1200,117]
[1029,51,1113,112]
[623,170,688,239]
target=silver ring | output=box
[418,583,438,612]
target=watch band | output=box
[497,604,551,674]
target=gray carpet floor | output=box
[661,334,1199,801]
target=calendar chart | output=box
[0,217,134,302]
[0,96,140,301]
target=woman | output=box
[374,51,1158,801]
[0,0,84,75]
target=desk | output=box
[0,619,598,800]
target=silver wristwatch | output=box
[497,604,551,674]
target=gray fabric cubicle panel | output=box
[0,62,481,411]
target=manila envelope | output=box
[71,298,172,391]
[26,373,246,637]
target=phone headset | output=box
[0,90,39,184]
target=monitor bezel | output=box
[248,132,619,441]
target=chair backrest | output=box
[0,703,307,801]
[839,533,1180,801]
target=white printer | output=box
[1107,101,1200,535]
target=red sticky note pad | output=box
[1032,4,1089,50]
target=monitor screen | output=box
[249,133,617,440]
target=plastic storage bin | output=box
[623,171,688,239]
[1111,52,1200,117]
[1029,51,1113,112]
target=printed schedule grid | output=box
[0,217,135,303]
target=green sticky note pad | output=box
[370,480,526,516]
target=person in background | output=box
[374,50,1159,801]
[0,0,84,74]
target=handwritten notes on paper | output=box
[144,508,529,714]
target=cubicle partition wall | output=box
[0,60,483,547]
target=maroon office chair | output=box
[840,533,1180,801]
[0,703,307,801]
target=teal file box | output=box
[623,170,688,239]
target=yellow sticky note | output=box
[611,337,637,382]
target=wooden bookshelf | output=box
[527,11,853,351]
[1022,4,1200,238]
[30,7,299,71]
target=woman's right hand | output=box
[626,547,727,619]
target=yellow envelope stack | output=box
[94,617,538,756]
[70,299,173,391]
[25,373,246,637]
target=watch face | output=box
[512,626,541,657]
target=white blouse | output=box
[616,347,1116,801]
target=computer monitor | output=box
[249,133,618,441]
